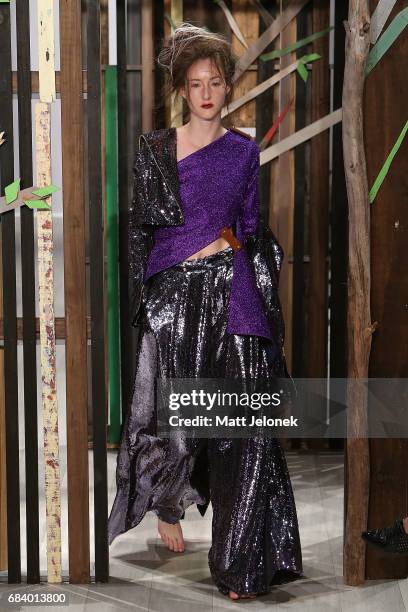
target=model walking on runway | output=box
[108,22,302,600]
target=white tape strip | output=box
[233,0,309,82]
[222,60,299,118]
[217,0,249,49]
[370,0,398,44]
[260,108,343,164]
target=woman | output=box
[108,23,302,599]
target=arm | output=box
[128,147,154,327]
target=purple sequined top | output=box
[144,129,273,341]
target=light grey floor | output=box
[1,451,408,610]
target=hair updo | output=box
[157,22,238,121]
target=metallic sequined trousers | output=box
[108,246,303,595]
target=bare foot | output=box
[229,590,257,600]
[157,518,185,552]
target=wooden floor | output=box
[1,450,408,610]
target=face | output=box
[179,57,230,121]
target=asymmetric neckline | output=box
[176,127,231,166]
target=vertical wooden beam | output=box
[270,2,282,247]
[141,0,154,132]
[329,0,348,452]
[16,0,40,583]
[154,0,166,129]
[87,0,109,582]
[170,0,183,126]
[307,0,330,379]
[292,2,310,384]
[36,0,62,583]
[305,0,330,451]
[267,3,285,442]
[232,0,258,130]
[164,0,172,127]
[36,104,62,584]
[101,0,109,66]
[257,1,280,224]
[0,2,21,584]
[342,0,371,586]
[276,0,297,372]
[59,0,90,583]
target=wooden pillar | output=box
[231,0,258,131]
[59,0,90,583]
[275,0,297,372]
[170,0,183,126]
[329,0,348,453]
[87,0,109,582]
[141,0,154,132]
[307,0,330,380]
[35,0,63,582]
[305,0,330,450]
[292,2,310,381]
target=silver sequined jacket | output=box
[128,126,290,377]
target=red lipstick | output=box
[201,103,214,108]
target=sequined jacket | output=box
[128,126,290,377]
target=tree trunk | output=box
[342,0,373,586]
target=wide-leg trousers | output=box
[108,246,302,595]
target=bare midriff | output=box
[183,236,230,261]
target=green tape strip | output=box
[369,119,408,203]
[260,26,333,61]
[5,178,20,204]
[366,7,408,75]
[296,52,321,82]
[296,62,308,82]
[32,184,59,197]
[23,199,51,210]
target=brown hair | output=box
[157,22,238,124]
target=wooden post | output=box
[276,0,297,372]
[36,0,62,583]
[141,0,154,132]
[306,0,330,451]
[170,0,183,126]
[329,0,348,453]
[307,0,330,378]
[87,0,109,582]
[291,2,309,383]
[342,0,371,585]
[59,0,90,583]
[231,0,259,132]
[36,104,62,584]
